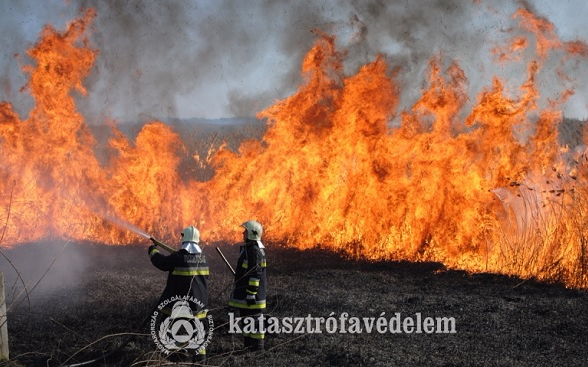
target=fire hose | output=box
[149,236,176,253]
[148,236,236,278]
[150,237,237,277]
[60,226,235,366]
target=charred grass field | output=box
[1,241,587,367]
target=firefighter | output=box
[228,220,267,351]
[148,225,209,362]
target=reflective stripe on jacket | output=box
[229,240,267,310]
[150,248,209,311]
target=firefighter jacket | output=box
[149,247,209,316]
[228,240,267,310]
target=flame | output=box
[1,6,588,288]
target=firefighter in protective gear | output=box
[228,220,267,351]
[148,225,209,361]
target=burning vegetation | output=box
[1,5,588,289]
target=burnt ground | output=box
[0,241,587,367]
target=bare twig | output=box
[5,241,70,315]
[59,332,148,366]
[0,180,32,316]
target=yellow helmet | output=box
[241,220,263,241]
[181,225,200,243]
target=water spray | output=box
[95,213,176,253]
[100,214,150,238]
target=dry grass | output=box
[1,242,587,366]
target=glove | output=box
[246,294,256,306]
[148,245,157,255]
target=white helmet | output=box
[241,220,263,241]
[181,225,200,243]
[181,226,201,254]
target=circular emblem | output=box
[150,297,214,355]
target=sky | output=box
[1,0,587,124]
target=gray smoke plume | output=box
[0,0,586,124]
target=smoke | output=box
[0,0,586,123]
[75,0,333,122]
[0,241,89,307]
[0,1,67,121]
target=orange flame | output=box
[1,6,588,288]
